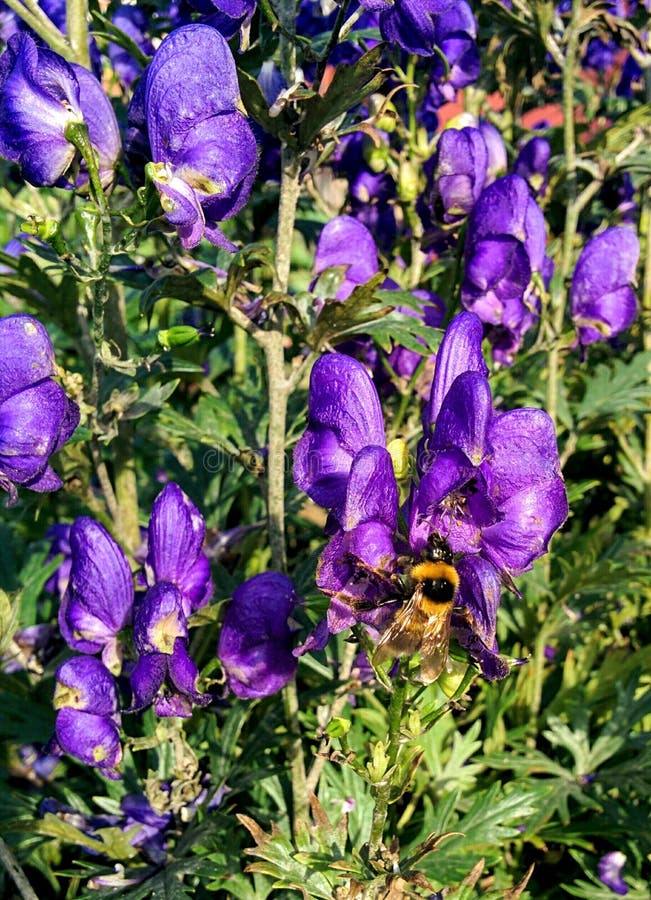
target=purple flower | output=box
[53,656,122,778]
[108,5,155,88]
[313,215,379,301]
[362,0,456,56]
[478,121,507,184]
[461,175,548,364]
[2,623,56,674]
[431,126,488,224]
[597,852,629,895]
[513,136,551,197]
[293,353,386,519]
[130,636,211,717]
[198,0,258,39]
[0,33,120,189]
[144,24,258,250]
[0,314,79,505]
[217,572,298,698]
[58,518,134,672]
[44,523,72,599]
[569,227,639,346]
[425,1,480,107]
[144,482,213,616]
[133,582,188,656]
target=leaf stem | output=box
[0,836,39,900]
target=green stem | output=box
[275,0,297,86]
[367,674,408,860]
[546,0,582,429]
[3,0,71,59]
[282,679,309,835]
[0,837,39,900]
[66,0,90,69]
[641,187,651,536]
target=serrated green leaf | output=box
[308,273,390,349]
[140,273,228,320]
[575,352,651,422]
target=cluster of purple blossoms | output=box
[128,23,258,250]
[0,314,79,505]
[53,483,213,775]
[293,312,568,680]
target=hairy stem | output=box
[367,674,408,860]
[66,0,90,69]
[546,0,581,428]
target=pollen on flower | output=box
[92,745,107,763]
[153,612,185,653]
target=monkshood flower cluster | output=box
[0,32,120,189]
[53,483,213,777]
[294,312,568,680]
[0,314,79,505]
[127,23,258,250]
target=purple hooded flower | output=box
[217,572,299,698]
[53,656,122,779]
[569,227,639,346]
[313,215,380,301]
[133,582,188,656]
[293,353,386,519]
[461,175,548,364]
[294,315,568,679]
[144,482,213,616]
[194,0,258,39]
[58,518,134,672]
[513,136,551,197]
[408,312,568,609]
[431,126,488,224]
[362,0,456,56]
[597,852,629,895]
[144,24,258,250]
[130,635,211,717]
[424,1,480,108]
[0,32,120,189]
[0,314,80,505]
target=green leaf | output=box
[297,45,388,150]
[237,67,297,147]
[140,272,228,320]
[307,273,391,349]
[574,352,651,422]
[0,589,19,659]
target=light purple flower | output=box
[218,572,298,698]
[513,136,551,197]
[570,227,639,346]
[598,852,629,895]
[0,314,80,505]
[313,215,379,301]
[0,32,120,189]
[144,24,258,250]
[58,518,134,672]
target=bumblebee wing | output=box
[417,602,453,684]
[372,586,427,665]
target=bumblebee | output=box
[373,534,460,684]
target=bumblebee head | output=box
[424,532,454,566]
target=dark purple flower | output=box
[293,353,386,518]
[0,32,120,189]
[130,636,211,717]
[431,126,488,224]
[363,0,456,56]
[217,571,298,698]
[145,482,213,616]
[199,0,258,39]
[54,656,119,718]
[144,24,258,250]
[513,136,551,197]
[58,518,134,672]
[461,175,548,364]
[597,852,629,895]
[426,1,480,107]
[569,227,639,346]
[120,794,172,863]
[0,314,80,505]
[54,708,122,778]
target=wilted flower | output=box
[218,572,299,698]
[597,851,629,895]
[143,23,258,250]
[0,33,120,189]
[569,227,639,346]
[0,314,80,505]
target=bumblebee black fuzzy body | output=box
[373,535,459,683]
